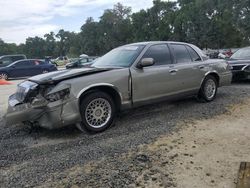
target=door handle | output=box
[199,65,205,69]
[169,69,178,73]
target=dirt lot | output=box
[0,81,250,187]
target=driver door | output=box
[8,60,31,78]
[130,44,176,106]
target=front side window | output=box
[142,44,172,66]
[14,61,31,67]
[170,44,192,64]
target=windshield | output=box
[92,45,145,68]
[231,48,250,59]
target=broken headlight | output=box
[45,88,70,102]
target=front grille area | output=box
[232,65,245,71]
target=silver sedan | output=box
[5,41,232,133]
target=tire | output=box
[198,75,218,102]
[78,91,116,133]
[0,72,8,80]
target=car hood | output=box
[28,67,113,84]
[227,59,250,65]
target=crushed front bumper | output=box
[5,94,81,129]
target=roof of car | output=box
[241,46,250,49]
[126,41,191,46]
[0,54,26,58]
[16,59,44,61]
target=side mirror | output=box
[11,65,16,68]
[137,58,155,68]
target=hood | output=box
[28,67,112,84]
[227,59,250,65]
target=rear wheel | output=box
[198,75,218,102]
[78,91,116,133]
[0,72,8,80]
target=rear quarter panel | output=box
[204,59,232,86]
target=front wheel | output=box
[0,72,8,80]
[78,91,116,133]
[198,75,218,102]
[42,70,49,74]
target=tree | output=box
[132,0,177,42]
[56,29,68,56]
[44,32,56,56]
[1,0,250,57]
[98,3,133,54]
[80,17,101,55]
[24,37,46,58]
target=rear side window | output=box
[186,46,202,61]
[80,59,88,64]
[142,44,172,66]
[170,44,192,64]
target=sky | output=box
[0,0,157,44]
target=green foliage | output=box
[1,1,250,58]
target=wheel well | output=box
[207,73,220,85]
[79,86,122,111]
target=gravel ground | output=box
[0,81,250,187]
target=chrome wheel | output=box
[85,98,112,128]
[0,73,8,80]
[204,79,216,99]
[42,70,49,74]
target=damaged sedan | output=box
[5,41,232,133]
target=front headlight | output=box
[45,88,70,102]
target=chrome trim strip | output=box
[199,71,219,89]
[76,83,123,101]
[242,64,250,71]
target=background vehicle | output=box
[6,41,232,133]
[0,54,26,67]
[66,56,98,69]
[51,56,69,66]
[227,47,250,80]
[0,59,57,80]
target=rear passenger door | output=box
[169,43,203,93]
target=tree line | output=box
[1,0,250,58]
